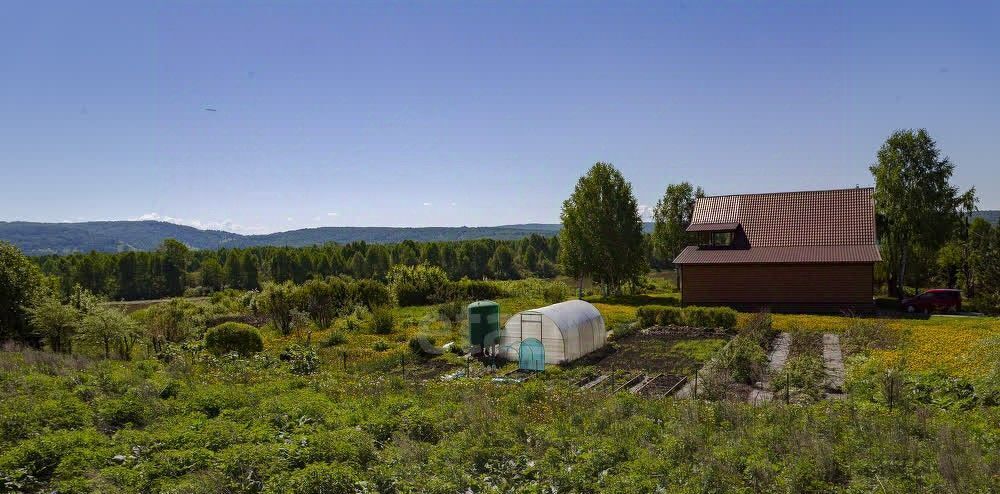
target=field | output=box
[2,276,998,493]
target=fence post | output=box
[693,370,698,398]
[785,373,790,404]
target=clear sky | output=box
[2,1,997,234]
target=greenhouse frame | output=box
[499,299,607,365]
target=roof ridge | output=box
[700,186,874,200]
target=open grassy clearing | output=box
[2,276,999,492]
[764,313,1000,378]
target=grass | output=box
[670,338,727,361]
[762,313,1000,378]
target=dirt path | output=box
[822,333,845,396]
[749,332,791,404]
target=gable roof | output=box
[674,187,880,264]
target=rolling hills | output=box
[3,211,996,255]
[0,221,564,255]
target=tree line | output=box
[31,236,563,301]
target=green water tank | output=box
[468,300,500,348]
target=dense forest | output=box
[31,236,571,301]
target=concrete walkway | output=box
[749,332,790,404]
[822,333,845,395]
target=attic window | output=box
[699,231,734,248]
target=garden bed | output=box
[576,326,729,375]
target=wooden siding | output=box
[680,263,874,313]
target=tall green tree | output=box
[223,251,243,289]
[200,257,224,291]
[27,295,79,353]
[0,241,43,343]
[158,239,190,296]
[78,305,141,359]
[258,281,297,335]
[870,129,975,298]
[651,182,705,266]
[488,244,518,280]
[559,162,647,295]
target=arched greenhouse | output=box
[499,299,607,365]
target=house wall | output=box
[680,263,874,312]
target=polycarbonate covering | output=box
[499,300,606,364]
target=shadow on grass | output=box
[584,293,680,307]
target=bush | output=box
[771,355,826,403]
[350,279,392,310]
[387,264,449,306]
[609,322,640,341]
[708,307,737,329]
[451,279,506,300]
[279,345,320,375]
[637,306,676,327]
[322,331,346,347]
[739,311,777,347]
[715,336,767,385]
[543,283,569,305]
[437,300,464,326]
[269,462,358,494]
[368,306,396,334]
[636,305,735,329]
[204,322,263,356]
[372,341,390,352]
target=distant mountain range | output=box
[0,221,565,255]
[3,211,997,256]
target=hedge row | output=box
[636,305,738,329]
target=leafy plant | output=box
[368,306,396,335]
[322,331,347,348]
[715,336,767,385]
[771,355,826,403]
[204,322,264,356]
[280,345,320,375]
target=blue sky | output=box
[2,1,997,233]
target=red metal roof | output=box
[675,187,879,264]
[673,245,882,264]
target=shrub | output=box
[322,331,346,347]
[707,307,737,329]
[269,462,358,494]
[771,355,826,403]
[543,283,569,305]
[715,336,767,385]
[350,279,392,309]
[368,306,396,335]
[437,300,464,326]
[279,345,320,375]
[451,279,506,300]
[739,310,776,347]
[636,305,736,329]
[204,322,263,356]
[372,341,390,352]
[637,306,680,327]
[609,322,640,341]
[841,317,899,355]
[387,264,449,306]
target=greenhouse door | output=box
[519,338,545,371]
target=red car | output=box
[901,289,962,314]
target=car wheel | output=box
[906,305,915,313]
[947,305,958,313]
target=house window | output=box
[699,231,734,248]
[712,232,734,246]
